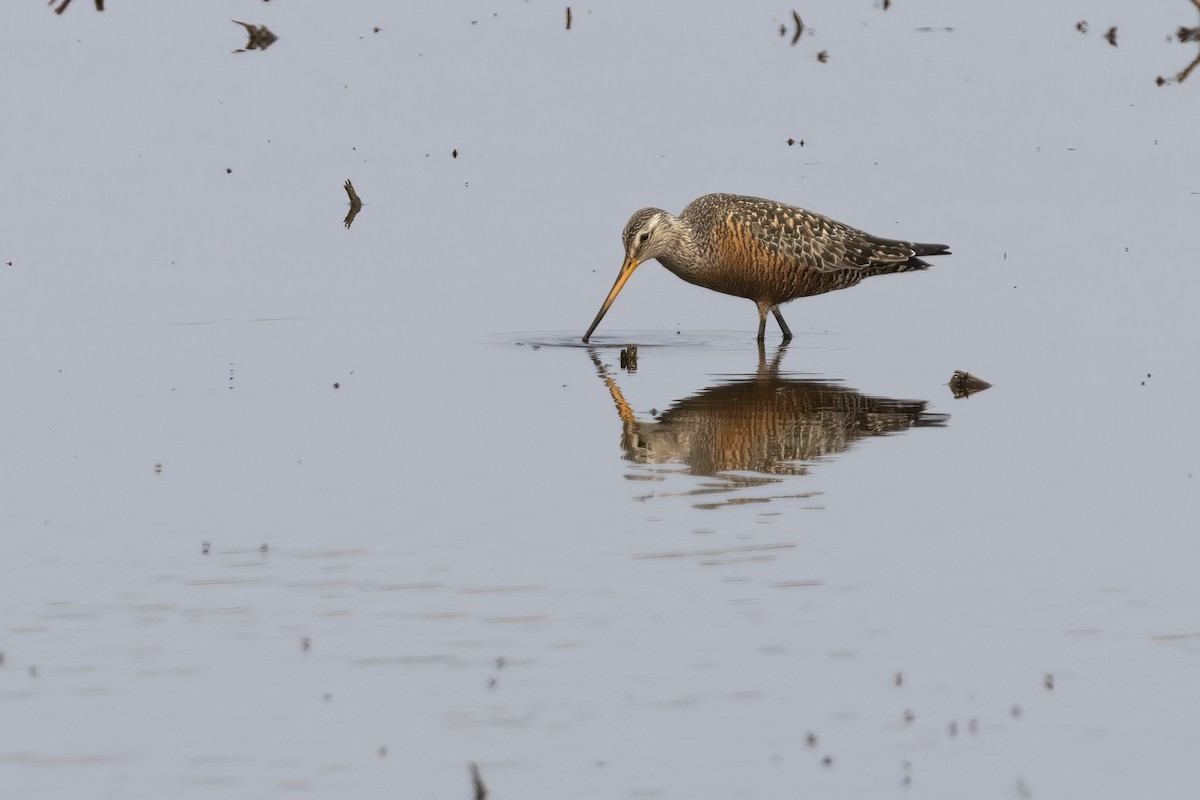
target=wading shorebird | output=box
[582,193,950,343]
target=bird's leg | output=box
[771,305,793,342]
[755,301,770,342]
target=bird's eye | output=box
[639,232,649,243]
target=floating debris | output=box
[817,50,829,62]
[301,637,311,651]
[343,179,363,228]
[259,542,269,554]
[1105,26,1118,47]
[790,10,804,45]
[903,708,915,724]
[154,463,162,474]
[233,20,278,52]
[883,0,891,9]
[52,0,103,13]
[566,6,572,30]
[201,541,211,555]
[469,762,488,800]
[1076,20,1088,34]
[1157,11,1200,86]
[619,345,638,372]
[1044,672,1055,690]
[822,755,833,767]
[805,732,817,747]
[894,671,903,687]
[949,370,992,399]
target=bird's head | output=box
[583,207,676,343]
[621,207,674,264]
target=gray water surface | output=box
[2,2,1199,798]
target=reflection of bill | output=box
[589,346,947,507]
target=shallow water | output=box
[2,1,1200,798]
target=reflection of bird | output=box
[589,346,946,482]
[583,193,949,343]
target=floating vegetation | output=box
[343,179,363,229]
[949,370,992,399]
[233,20,278,53]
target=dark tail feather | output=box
[913,242,951,257]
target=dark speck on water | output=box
[1105,26,1118,47]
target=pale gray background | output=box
[2,1,1199,798]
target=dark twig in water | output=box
[233,20,279,52]
[790,10,804,45]
[469,762,487,800]
[1157,2,1200,85]
[566,6,572,30]
[949,370,992,399]
[619,345,638,372]
[53,0,104,13]
[343,180,363,229]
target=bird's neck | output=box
[654,215,707,283]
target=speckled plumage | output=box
[583,193,950,342]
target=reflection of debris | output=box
[1104,26,1118,46]
[53,0,103,13]
[233,20,278,52]
[566,6,572,30]
[1076,20,1088,33]
[817,50,829,62]
[949,370,992,399]
[619,345,638,372]
[790,10,804,45]
[343,179,363,229]
[469,762,487,800]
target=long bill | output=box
[582,256,639,343]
